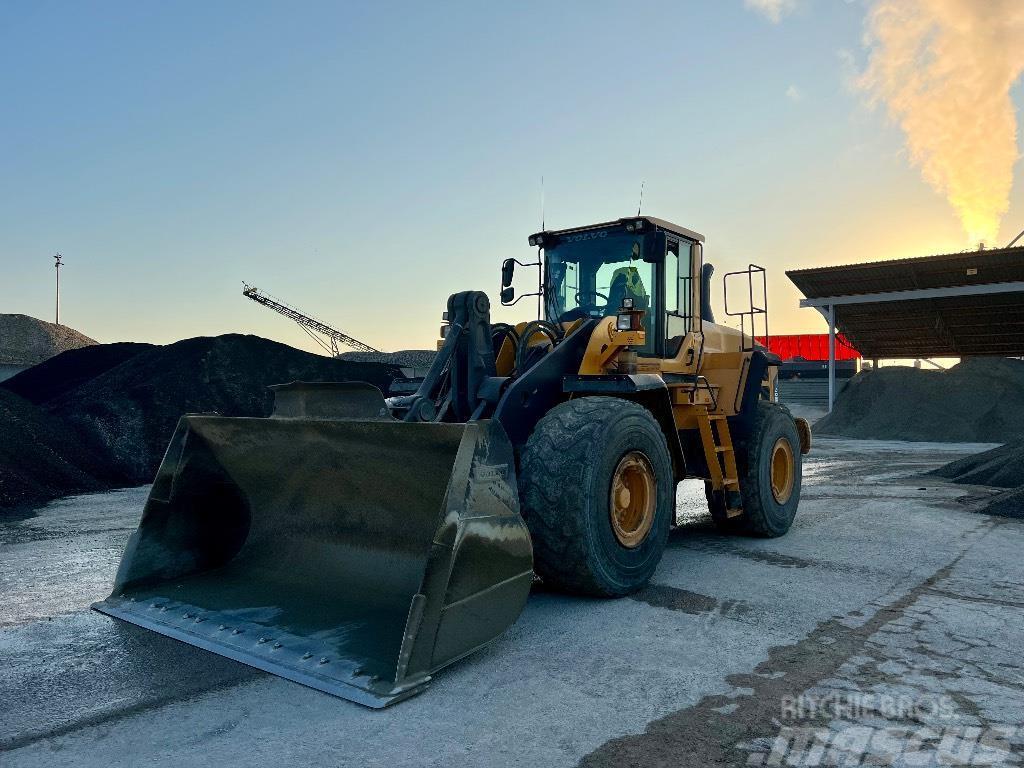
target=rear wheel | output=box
[518,397,674,596]
[706,401,802,537]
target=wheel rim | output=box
[609,451,656,548]
[769,437,795,504]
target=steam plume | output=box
[860,0,1024,246]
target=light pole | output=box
[54,253,63,325]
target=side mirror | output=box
[501,258,515,288]
[642,231,667,263]
[500,286,515,305]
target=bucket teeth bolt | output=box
[301,652,312,660]
[318,657,329,665]
[272,642,282,649]
[258,637,269,644]
[231,629,243,635]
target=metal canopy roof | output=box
[787,246,1024,359]
[530,216,705,244]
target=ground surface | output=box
[2,439,1023,766]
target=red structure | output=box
[755,334,860,361]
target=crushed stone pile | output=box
[815,358,1024,442]
[931,439,1024,520]
[0,334,399,511]
[2,342,154,405]
[47,334,400,483]
[0,390,122,509]
[929,440,1024,488]
[976,487,1024,519]
[338,349,436,369]
[0,314,96,366]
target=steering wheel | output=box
[573,290,609,314]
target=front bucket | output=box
[93,383,533,707]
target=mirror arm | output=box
[503,290,541,307]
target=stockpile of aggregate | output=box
[338,349,437,369]
[48,334,400,483]
[0,390,122,509]
[930,440,1024,488]
[815,358,1024,442]
[2,342,154,405]
[0,335,399,511]
[931,439,1024,519]
[0,314,96,366]
[975,487,1024,518]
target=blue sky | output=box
[2,1,1022,351]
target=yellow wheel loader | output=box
[94,215,810,707]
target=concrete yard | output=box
[2,438,1023,766]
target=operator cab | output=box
[502,216,706,358]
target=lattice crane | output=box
[242,282,379,355]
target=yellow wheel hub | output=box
[770,437,795,504]
[609,451,656,548]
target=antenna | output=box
[637,181,645,216]
[54,253,64,325]
[540,176,545,231]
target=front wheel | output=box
[518,397,674,596]
[706,402,802,537]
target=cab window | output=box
[666,240,694,357]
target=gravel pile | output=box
[338,349,436,369]
[0,390,121,509]
[48,334,400,483]
[0,314,96,366]
[0,334,400,511]
[976,487,1024,519]
[815,358,1024,442]
[929,440,1024,488]
[2,342,153,405]
[931,439,1024,519]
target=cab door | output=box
[663,238,701,372]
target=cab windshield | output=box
[544,229,656,335]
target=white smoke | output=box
[859,0,1024,246]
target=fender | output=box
[561,374,687,481]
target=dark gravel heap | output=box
[930,439,1024,519]
[929,440,1024,488]
[0,334,399,511]
[2,342,154,405]
[0,390,120,509]
[977,487,1024,519]
[47,334,399,483]
[816,358,1024,442]
[338,349,437,369]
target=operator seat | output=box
[605,266,648,315]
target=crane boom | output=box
[242,282,379,355]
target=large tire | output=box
[518,397,674,596]
[706,401,802,537]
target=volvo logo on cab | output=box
[563,231,608,243]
